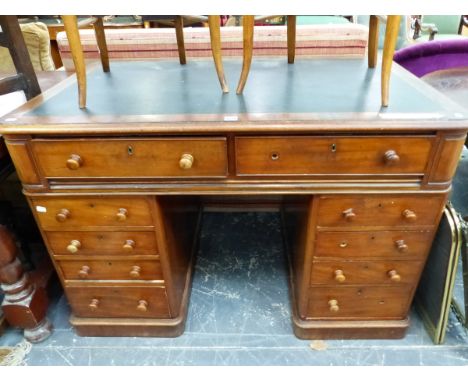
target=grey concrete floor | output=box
[1,211,468,366]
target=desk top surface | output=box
[2,58,467,135]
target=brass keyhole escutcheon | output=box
[127,145,134,156]
[330,143,337,152]
[271,152,280,161]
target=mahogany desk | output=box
[0,58,466,340]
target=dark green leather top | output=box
[4,58,468,125]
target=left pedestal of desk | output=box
[27,195,201,337]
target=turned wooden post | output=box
[0,225,52,342]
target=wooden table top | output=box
[1,58,467,135]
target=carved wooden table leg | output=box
[0,226,52,343]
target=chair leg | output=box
[208,15,229,93]
[93,16,110,72]
[368,15,379,68]
[62,15,87,108]
[236,15,254,95]
[381,15,401,107]
[174,16,187,65]
[287,15,296,64]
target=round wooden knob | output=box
[395,239,408,252]
[129,266,141,278]
[56,208,70,222]
[179,153,194,169]
[328,299,339,312]
[137,300,148,312]
[89,298,99,311]
[342,208,356,221]
[116,208,128,221]
[334,269,346,283]
[66,240,81,253]
[402,209,417,222]
[384,150,400,165]
[334,270,346,283]
[123,239,135,251]
[388,270,401,282]
[78,265,90,279]
[66,154,82,170]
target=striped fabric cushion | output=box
[57,25,368,70]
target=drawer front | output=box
[47,231,158,256]
[66,286,171,318]
[316,195,445,229]
[32,138,228,178]
[307,286,412,319]
[235,136,434,176]
[309,260,423,285]
[58,259,164,281]
[30,197,154,229]
[315,230,434,259]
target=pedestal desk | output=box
[1,58,466,339]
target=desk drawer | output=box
[58,259,164,281]
[30,196,154,229]
[66,285,171,319]
[307,286,412,319]
[235,136,434,176]
[309,260,423,285]
[315,230,434,259]
[47,231,158,256]
[316,195,445,229]
[31,138,228,178]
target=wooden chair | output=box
[236,15,402,107]
[62,15,228,109]
[0,16,41,101]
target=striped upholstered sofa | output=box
[56,24,369,70]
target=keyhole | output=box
[271,152,280,161]
[127,146,134,156]
[331,143,337,153]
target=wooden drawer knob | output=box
[78,265,90,279]
[328,299,339,312]
[56,208,70,222]
[402,209,417,222]
[66,154,82,170]
[137,300,148,312]
[395,239,408,252]
[129,265,141,278]
[66,240,81,253]
[334,270,346,283]
[116,208,128,221]
[179,153,194,169]
[388,270,401,282]
[384,150,400,165]
[89,298,99,311]
[342,208,356,221]
[123,239,135,251]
